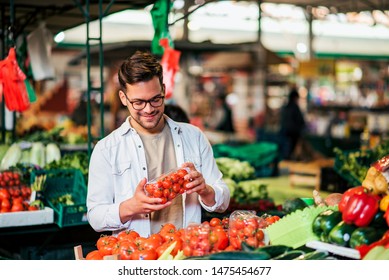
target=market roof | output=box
[1,0,389,39]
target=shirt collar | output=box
[118,115,182,136]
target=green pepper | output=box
[370,211,387,229]
[349,227,386,249]
[312,209,342,242]
[328,221,357,247]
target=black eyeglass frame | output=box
[124,93,165,110]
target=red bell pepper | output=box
[338,186,365,213]
[342,191,379,227]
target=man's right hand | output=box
[119,178,172,223]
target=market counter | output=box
[0,223,103,260]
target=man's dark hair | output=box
[118,50,163,92]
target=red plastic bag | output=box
[0,47,30,112]
[159,38,181,100]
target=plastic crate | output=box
[31,169,88,228]
[213,142,279,177]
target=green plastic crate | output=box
[31,169,88,228]
[213,142,279,177]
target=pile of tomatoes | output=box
[0,170,37,213]
[144,168,190,204]
[84,213,280,260]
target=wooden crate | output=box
[74,245,119,260]
[287,159,335,191]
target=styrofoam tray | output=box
[0,207,54,228]
[306,240,361,259]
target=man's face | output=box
[119,76,165,134]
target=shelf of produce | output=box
[0,207,54,228]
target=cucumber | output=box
[271,250,305,260]
[254,245,292,258]
[208,251,271,260]
[294,250,329,260]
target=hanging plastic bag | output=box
[0,47,30,112]
[24,79,37,102]
[160,38,181,100]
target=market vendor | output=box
[86,51,230,237]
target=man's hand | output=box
[119,178,172,223]
[181,162,216,207]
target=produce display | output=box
[79,214,287,260]
[0,169,42,213]
[333,139,389,186]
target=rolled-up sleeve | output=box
[197,132,230,213]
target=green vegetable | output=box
[253,245,292,258]
[29,142,46,167]
[294,250,329,260]
[0,143,22,170]
[208,251,271,260]
[312,209,342,242]
[328,221,357,247]
[45,143,61,165]
[215,157,255,181]
[53,193,75,205]
[271,250,305,260]
[19,149,31,164]
[0,144,10,162]
[349,227,385,249]
[282,198,307,214]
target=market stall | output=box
[1,0,389,262]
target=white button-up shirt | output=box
[87,116,230,237]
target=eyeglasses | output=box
[125,94,165,110]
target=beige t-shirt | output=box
[138,123,183,234]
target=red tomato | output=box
[130,249,158,260]
[211,228,228,251]
[1,198,11,210]
[28,205,39,211]
[85,250,103,260]
[142,236,163,251]
[116,240,138,260]
[11,202,25,212]
[96,235,118,256]
[170,173,179,183]
[177,168,188,178]
[144,184,155,196]
[209,217,222,227]
[172,183,181,193]
[256,229,265,242]
[117,229,140,242]
[0,188,10,200]
[153,188,163,198]
[162,179,172,189]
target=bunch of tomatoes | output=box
[144,168,190,204]
[84,213,280,260]
[0,170,38,213]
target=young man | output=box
[86,51,230,237]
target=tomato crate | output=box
[31,169,88,228]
